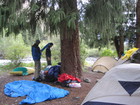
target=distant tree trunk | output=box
[59,0,82,78]
[136,0,140,48]
[114,35,124,58]
[119,35,124,57]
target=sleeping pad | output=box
[4,80,69,104]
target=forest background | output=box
[0,0,137,76]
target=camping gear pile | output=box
[40,65,81,88]
[7,64,81,104]
[121,48,138,60]
[58,73,81,87]
[116,48,139,66]
[43,65,61,82]
[130,48,140,63]
[10,63,81,88]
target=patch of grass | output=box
[20,62,34,67]
[0,62,34,75]
[0,63,18,75]
[0,63,17,71]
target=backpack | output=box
[130,48,140,63]
[45,65,61,82]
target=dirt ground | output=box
[0,70,104,105]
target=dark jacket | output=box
[32,44,41,61]
[41,43,53,57]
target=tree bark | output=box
[59,0,82,78]
[136,0,140,48]
[114,35,124,58]
[119,35,124,57]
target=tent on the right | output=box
[81,63,140,105]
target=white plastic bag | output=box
[68,83,81,88]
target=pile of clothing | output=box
[40,65,81,88]
[58,73,81,88]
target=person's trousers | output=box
[34,60,41,79]
[46,57,52,65]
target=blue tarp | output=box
[4,80,69,104]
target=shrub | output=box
[80,42,88,65]
[40,36,61,66]
[100,48,117,57]
[86,48,100,57]
[5,34,28,65]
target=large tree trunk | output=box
[59,0,82,78]
[114,35,124,58]
[136,0,140,48]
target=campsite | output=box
[1,48,140,105]
[0,67,104,105]
[1,0,140,105]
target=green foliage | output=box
[40,36,61,66]
[31,3,39,12]
[100,48,117,57]
[0,62,33,75]
[4,34,29,65]
[40,37,88,66]
[84,47,117,58]
[49,9,65,25]
[52,49,61,65]
[48,9,65,33]
[20,62,34,67]
[50,37,61,64]
[82,0,124,48]
[0,63,18,72]
[0,0,29,35]
[48,8,78,33]
[67,12,77,29]
[86,48,101,57]
[0,38,10,58]
[80,42,88,65]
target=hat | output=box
[49,43,53,46]
[35,40,40,43]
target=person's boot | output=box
[33,77,42,82]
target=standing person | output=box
[31,40,42,81]
[46,43,53,65]
[41,43,53,65]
